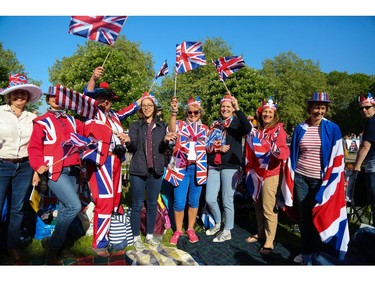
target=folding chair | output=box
[347,171,373,231]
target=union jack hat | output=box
[140,92,157,105]
[0,73,42,104]
[307,92,332,103]
[85,81,118,101]
[220,94,232,105]
[358,92,375,106]
[261,97,277,111]
[187,96,201,108]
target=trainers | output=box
[133,239,146,251]
[169,231,183,245]
[145,237,160,247]
[205,223,221,236]
[186,229,199,243]
[213,231,231,243]
[293,254,304,264]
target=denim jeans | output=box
[130,171,162,236]
[365,172,375,226]
[173,165,203,211]
[205,166,238,230]
[47,166,81,250]
[294,172,324,255]
[0,160,34,249]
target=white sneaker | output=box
[293,254,303,264]
[206,224,221,236]
[145,237,160,247]
[213,231,231,242]
[134,239,146,250]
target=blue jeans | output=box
[173,165,203,211]
[130,171,162,236]
[0,160,34,249]
[365,172,375,226]
[205,166,238,230]
[47,166,82,250]
[294,172,324,255]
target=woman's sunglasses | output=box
[187,110,200,115]
[359,106,374,111]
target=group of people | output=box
[1,66,374,265]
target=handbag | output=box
[109,209,134,250]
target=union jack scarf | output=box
[164,120,208,186]
[281,118,349,260]
[206,117,233,165]
[245,125,281,202]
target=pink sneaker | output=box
[169,231,183,245]
[186,229,199,243]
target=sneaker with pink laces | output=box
[169,231,183,245]
[186,229,199,243]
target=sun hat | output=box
[358,92,375,106]
[307,92,332,103]
[0,74,42,104]
[84,82,118,101]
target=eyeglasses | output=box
[187,110,200,115]
[142,104,154,109]
[359,106,374,111]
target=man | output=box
[353,92,375,226]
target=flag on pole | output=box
[68,16,128,45]
[62,133,97,159]
[155,60,169,79]
[53,84,98,119]
[212,56,246,81]
[175,41,206,74]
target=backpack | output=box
[140,202,166,236]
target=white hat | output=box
[0,74,43,104]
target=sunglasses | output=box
[359,106,374,111]
[187,110,200,115]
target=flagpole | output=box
[174,74,177,97]
[222,80,230,94]
[148,79,156,94]
[102,48,112,68]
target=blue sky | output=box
[1,2,375,115]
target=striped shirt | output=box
[296,125,321,179]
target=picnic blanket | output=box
[125,245,198,265]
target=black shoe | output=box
[41,237,63,265]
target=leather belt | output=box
[0,156,29,164]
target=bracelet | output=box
[171,112,177,116]
[171,109,178,113]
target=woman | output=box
[125,92,176,250]
[0,74,42,262]
[244,97,289,256]
[28,86,84,265]
[205,93,252,242]
[284,92,349,263]
[164,96,209,245]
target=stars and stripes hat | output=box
[307,92,332,103]
[0,73,42,104]
[85,82,118,101]
[358,92,375,106]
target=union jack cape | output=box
[212,56,246,81]
[175,41,207,75]
[281,118,349,260]
[68,16,128,45]
[164,120,209,186]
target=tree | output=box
[48,35,154,126]
[0,42,42,112]
[261,51,328,133]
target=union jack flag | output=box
[212,56,246,81]
[175,41,207,75]
[155,60,169,79]
[281,118,349,260]
[54,85,98,119]
[8,73,28,86]
[68,16,128,45]
[62,133,97,159]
